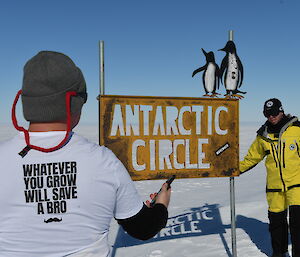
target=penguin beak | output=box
[218,47,225,52]
[201,48,207,55]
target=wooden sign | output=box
[99,95,239,181]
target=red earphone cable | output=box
[12,90,77,156]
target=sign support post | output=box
[229,30,237,257]
[98,40,105,145]
[230,176,237,256]
[99,40,105,95]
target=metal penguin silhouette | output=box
[192,48,220,97]
[219,40,246,99]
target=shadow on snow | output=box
[111,204,229,256]
[111,204,290,257]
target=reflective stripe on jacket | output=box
[240,116,300,192]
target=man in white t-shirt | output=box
[0,51,171,257]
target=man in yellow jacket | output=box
[240,98,300,257]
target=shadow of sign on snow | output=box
[111,204,230,257]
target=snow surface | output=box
[0,123,292,257]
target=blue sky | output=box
[0,0,299,125]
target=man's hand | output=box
[145,183,171,208]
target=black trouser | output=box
[289,205,300,257]
[268,206,300,257]
[268,209,288,256]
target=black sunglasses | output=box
[264,110,281,118]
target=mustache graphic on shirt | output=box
[44,217,63,223]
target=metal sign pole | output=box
[230,176,237,256]
[99,40,105,145]
[229,30,237,257]
[99,40,105,95]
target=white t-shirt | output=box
[0,131,143,257]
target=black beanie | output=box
[263,98,284,117]
[21,51,87,122]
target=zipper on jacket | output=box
[295,140,300,158]
[282,141,286,168]
[270,143,278,168]
[278,140,287,191]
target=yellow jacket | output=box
[240,116,300,192]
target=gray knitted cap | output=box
[21,51,87,122]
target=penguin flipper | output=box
[237,56,244,88]
[192,66,206,77]
[202,73,208,94]
[219,56,228,84]
[216,65,221,90]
